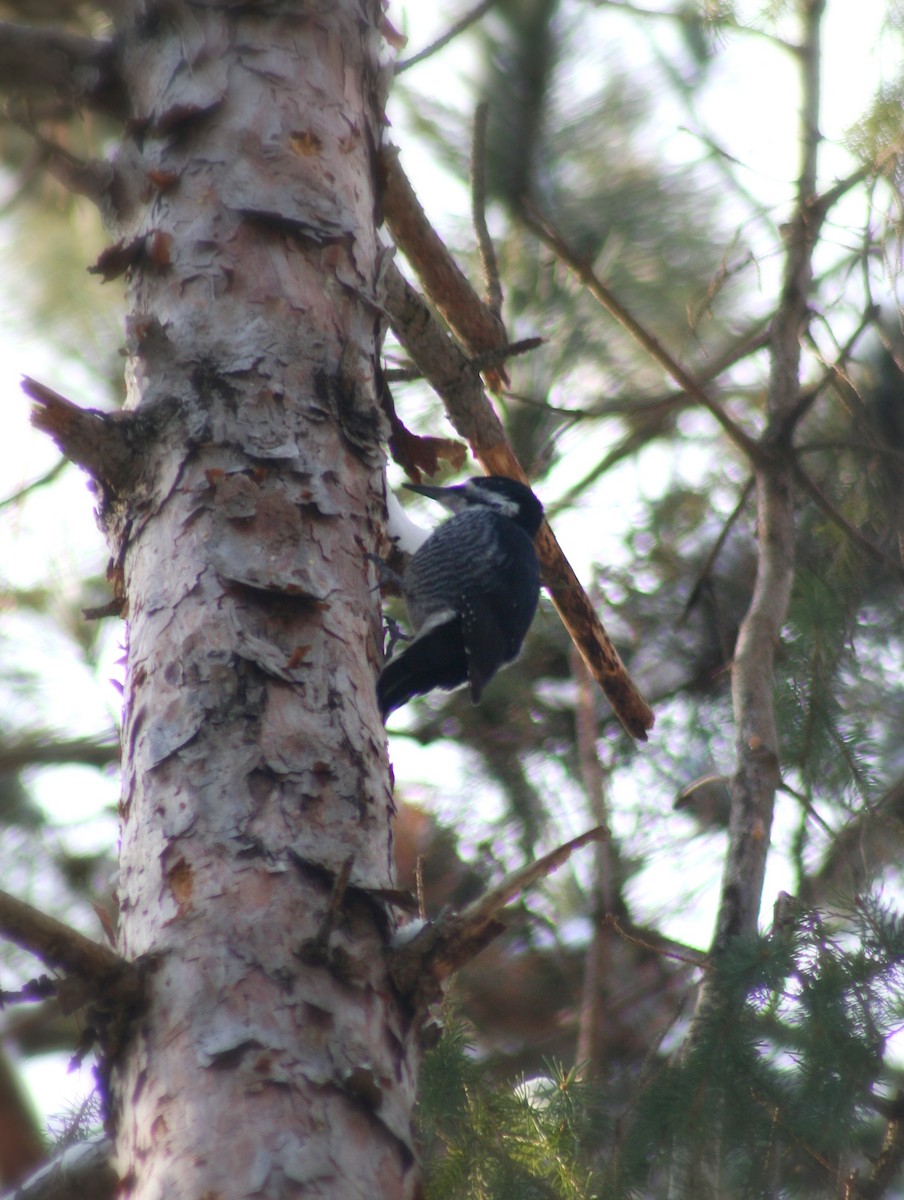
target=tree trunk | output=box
[102,3,415,1196]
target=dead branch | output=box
[382,149,510,392]
[383,261,655,741]
[0,24,127,120]
[389,826,605,1005]
[0,889,137,1014]
[22,377,137,492]
[1,1136,117,1200]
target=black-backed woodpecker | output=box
[377,476,544,720]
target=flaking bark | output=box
[20,3,421,1197]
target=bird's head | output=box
[404,475,544,537]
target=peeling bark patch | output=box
[89,235,145,280]
[211,470,260,519]
[165,856,194,915]
[148,229,173,268]
[197,1033,261,1070]
[211,479,335,600]
[290,130,323,156]
[286,644,312,668]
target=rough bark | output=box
[79,3,418,1197]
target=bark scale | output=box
[96,3,417,1197]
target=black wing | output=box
[457,519,540,701]
[381,507,541,717]
[376,618,469,720]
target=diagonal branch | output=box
[395,0,497,73]
[388,826,605,1004]
[519,202,761,461]
[383,261,655,741]
[791,459,904,583]
[0,458,67,511]
[382,149,510,392]
[0,889,138,1014]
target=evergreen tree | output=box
[0,1,903,1198]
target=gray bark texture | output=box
[94,3,415,1196]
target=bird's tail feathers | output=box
[377,620,469,721]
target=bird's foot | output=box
[365,551,405,594]
[383,615,413,658]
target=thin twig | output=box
[590,0,800,53]
[796,439,904,463]
[545,322,772,514]
[519,200,761,460]
[681,476,756,619]
[791,458,904,582]
[0,457,67,511]
[471,102,503,319]
[395,0,497,73]
[469,337,542,371]
[604,914,708,968]
[778,302,878,438]
[384,335,543,382]
[809,165,872,222]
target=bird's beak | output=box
[403,482,468,513]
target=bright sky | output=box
[0,0,900,1132]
